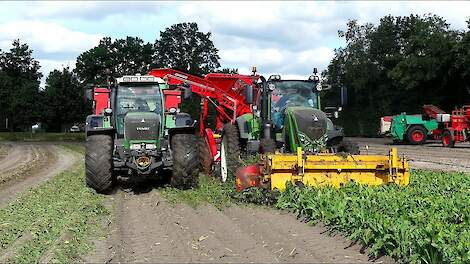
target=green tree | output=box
[75,36,154,85]
[153,22,220,75]
[42,67,88,132]
[324,15,462,136]
[0,40,42,131]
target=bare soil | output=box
[4,139,465,263]
[352,137,470,172]
[0,142,77,207]
[86,190,383,263]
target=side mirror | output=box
[245,85,253,104]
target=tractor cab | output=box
[114,75,165,148]
[267,76,321,130]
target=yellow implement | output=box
[265,147,409,190]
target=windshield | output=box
[115,84,162,135]
[271,81,318,110]
[271,80,318,129]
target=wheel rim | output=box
[220,136,228,182]
[412,130,424,142]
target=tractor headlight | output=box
[146,144,157,150]
[130,144,141,150]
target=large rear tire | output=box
[171,134,199,189]
[220,123,241,182]
[407,125,427,145]
[85,134,114,193]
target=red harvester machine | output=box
[437,106,470,147]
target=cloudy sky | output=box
[1,1,469,82]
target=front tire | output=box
[85,134,114,193]
[171,134,199,189]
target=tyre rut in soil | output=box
[171,134,199,189]
[222,123,241,180]
[85,134,114,193]
[336,138,360,154]
[407,125,427,145]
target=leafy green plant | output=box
[276,170,470,263]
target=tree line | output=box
[2,16,470,134]
[0,23,220,131]
[323,14,470,136]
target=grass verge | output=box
[0,132,85,142]
[0,145,109,263]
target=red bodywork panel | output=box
[162,90,181,111]
[149,68,259,131]
[93,87,110,115]
[423,104,446,119]
[148,68,260,164]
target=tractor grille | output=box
[124,113,160,141]
[292,109,327,140]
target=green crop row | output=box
[0,145,109,263]
[276,170,470,263]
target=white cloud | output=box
[1,1,469,79]
[38,59,76,88]
[0,21,102,54]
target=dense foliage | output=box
[0,40,42,131]
[0,22,222,131]
[75,36,154,85]
[153,22,220,76]
[276,170,470,263]
[42,68,89,131]
[324,15,470,136]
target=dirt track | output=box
[0,142,77,207]
[353,137,470,172]
[87,190,378,263]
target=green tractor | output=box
[85,75,199,193]
[221,71,358,180]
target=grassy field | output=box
[0,132,85,142]
[0,145,109,263]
